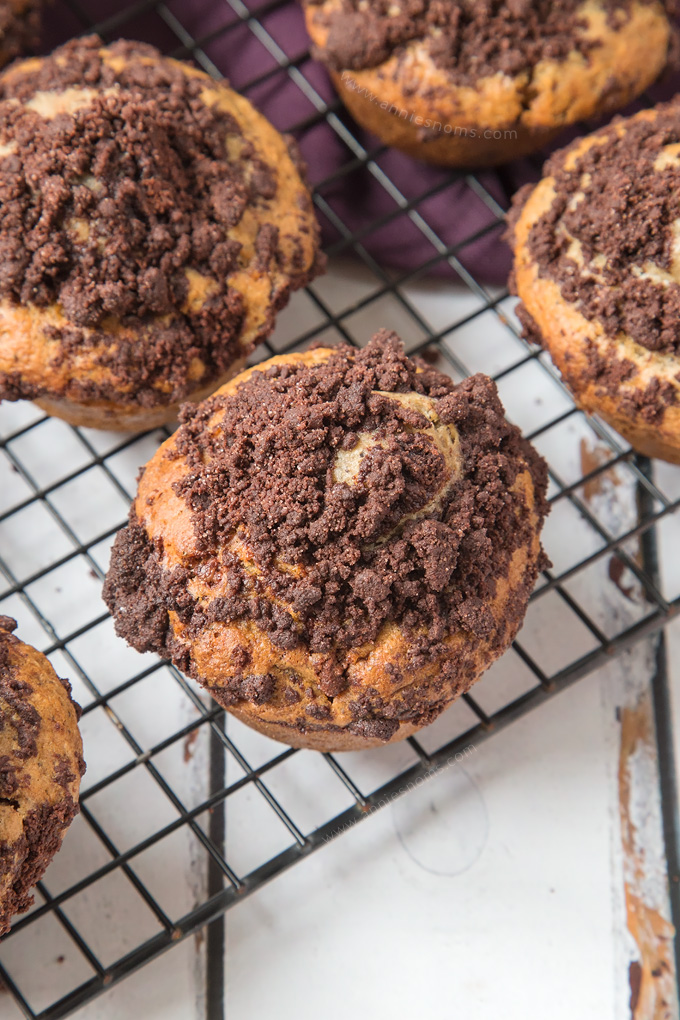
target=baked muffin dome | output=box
[103,333,549,751]
[0,36,324,431]
[0,616,85,936]
[302,0,674,167]
[509,100,680,464]
[0,1,41,69]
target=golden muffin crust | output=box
[103,333,549,751]
[303,0,673,167]
[0,617,85,936]
[508,100,680,464]
[0,36,323,430]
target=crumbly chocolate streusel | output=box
[305,0,674,81]
[516,102,680,357]
[0,1,41,67]
[0,617,85,936]
[0,798,81,937]
[104,333,549,707]
[0,35,322,407]
[0,618,39,767]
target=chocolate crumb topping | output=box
[514,301,545,349]
[0,675,39,760]
[305,0,671,82]
[0,35,322,407]
[0,624,40,762]
[0,2,41,67]
[522,101,680,358]
[0,754,24,799]
[0,796,79,937]
[52,755,77,789]
[0,624,84,935]
[105,332,549,726]
[0,615,17,674]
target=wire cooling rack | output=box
[1,1,680,1017]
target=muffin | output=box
[302,0,675,167]
[508,100,680,464]
[0,1,41,69]
[103,332,549,751]
[0,36,324,431]
[0,616,85,936]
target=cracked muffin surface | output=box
[302,0,674,166]
[104,332,549,751]
[0,616,85,937]
[508,99,680,463]
[0,35,323,430]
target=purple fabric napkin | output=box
[41,0,680,286]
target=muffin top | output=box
[304,0,673,79]
[510,101,680,360]
[105,333,548,694]
[0,35,322,408]
[0,616,85,936]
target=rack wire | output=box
[1,1,680,1017]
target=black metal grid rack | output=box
[1,1,680,1017]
